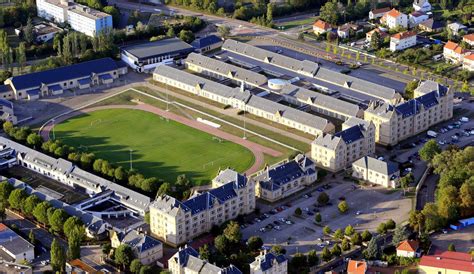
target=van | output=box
[460,117,469,123]
[427,130,438,138]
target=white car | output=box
[274,226,281,231]
[356,210,362,215]
[285,221,293,225]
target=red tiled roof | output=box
[392,31,416,40]
[396,240,419,252]
[367,28,388,38]
[371,7,391,14]
[465,53,474,61]
[0,223,8,232]
[386,8,402,18]
[313,19,332,30]
[419,251,474,272]
[347,260,367,274]
[463,33,474,42]
[444,41,467,54]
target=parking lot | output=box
[430,225,474,253]
[241,179,411,255]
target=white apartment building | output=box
[364,81,453,146]
[381,9,408,29]
[255,154,317,202]
[352,156,400,188]
[463,53,474,71]
[150,169,255,247]
[37,0,112,36]
[390,31,417,52]
[409,11,429,27]
[311,117,376,172]
[443,41,469,64]
[250,251,288,274]
[168,246,242,274]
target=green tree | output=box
[266,3,273,22]
[198,244,210,260]
[459,181,474,213]
[179,30,195,43]
[23,195,41,216]
[419,139,441,163]
[320,1,339,25]
[404,80,418,99]
[247,236,263,251]
[317,192,329,205]
[50,208,68,234]
[33,201,51,226]
[28,229,36,244]
[67,226,83,259]
[400,173,414,191]
[0,181,14,205]
[437,185,460,222]
[341,238,350,251]
[214,235,229,253]
[102,243,112,258]
[294,207,302,216]
[103,6,120,27]
[115,244,134,270]
[421,203,443,232]
[139,265,153,274]
[156,182,171,197]
[270,245,286,255]
[51,238,66,272]
[370,30,382,50]
[331,244,342,256]
[307,249,319,266]
[223,221,241,243]
[16,42,27,73]
[114,166,126,181]
[26,133,43,148]
[361,230,372,242]
[323,225,331,235]
[321,246,332,262]
[8,188,27,212]
[385,219,396,230]
[365,237,379,260]
[338,200,349,213]
[166,27,176,37]
[351,232,362,245]
[377,222,387,234]
[409,210,425,235]
[63,216,83,238]
[130,259,143,274]
[23,17,35,44]
[448,243,456,251]
[333,228,344,240]
[315,212,322,223]
[217,25,231,39]
[392,226,408,246]
[344,225,355,236]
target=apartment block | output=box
[364,81,453,146]
[443,41,469,64]
[255,154,317,202]
[390,31,417,52]
[150,169,255,247]
[311,117,376,172]
[37,0,112,36]
[380,9,408,29]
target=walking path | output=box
[40,103,282,175]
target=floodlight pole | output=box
[129,149,133,171]
[166,82,169,112]
[52,119,56,140]
[243,104,247,140]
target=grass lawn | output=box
[275,16,317,30]
[53,108,255,185]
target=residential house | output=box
[443,41,469,63]
[347,260,367,274]
[413,0,431,12]
[418,251,474,274]
[418,18,444,32]
[110,229,163,265]
[311,117,376,172]
[352,156,400,188]
[0,223,35,263]
[255,154,317,202]
[447,22,468,36]
[150,169,255,247]
[396,240,421,258]
[462,33,474,46]
[313,20,332,35]
[0,98,17,124]
[364,81,453,146]
[366,28,388,43]
[337,23,363,39]
[390,31,417,52]
[168,246,242,274]
[462,53,474,71]
[369,7,391,20]
[409,11,429,27]
[380,9,408,29]
[191,35,223,53]
[66,259,100,273]
[249,251,288,274]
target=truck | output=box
[460,117,469,123]
[427,130,438,138]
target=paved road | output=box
[40,104,283,175]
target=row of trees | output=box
[0,30,28,73]
[320,0,373,25]
[410,144,473,234]
[2,121,193,199]
[0,181,85,272]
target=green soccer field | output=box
[53,109,255,185]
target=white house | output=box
[380,9,408,29]
[447,22,468,36]
[413,0,431,12]
[462,53,474,71]
[369,7,391,20]
[352,156,400,188]
[462,33,474,46]
[0,224,35,263]
[409,11,429,27]
[396,240,421,258]
[443,41,469,64]
[313,19,332,35]
[390,31,417,52]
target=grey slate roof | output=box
[121,37,193,59]
[0,224,34,258]
[185,53,268,86]
[214,168,248,186]
[279,84,361,118]
[415,80,448,96]
[352,156,398,175]
[171,246,242,274]
[256,252,287,271]
[118,229,162,254]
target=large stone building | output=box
[255,154,317,202]
[311,117,376,172]
[150,169,255,247]
[153,65,335,136]
[168,246,242,274]
[37,0,112,36]
[1,58,127,100]
[364,81,453,146]
[250,251,288,274]
[352,156,400,188]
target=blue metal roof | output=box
[222,265,243,274]
[259,160,307,191]
[177,246,200,266]
[208,182,238,203]
[48,84,62,91]
[139,235,162,252]
[395,100,419,118]
[0,99,13,109]
[191,35,222,49]
[78,78,91,85]
[10,58,119,91]
[99,73,113,80]
[183,193,213,215]
[260,252,287,271]
[334,125,364,144]
[26,89,40,96]
[416,91,439,109]
[0,85,12,93]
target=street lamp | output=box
[129,149,133,171]
[51,119,56,140]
